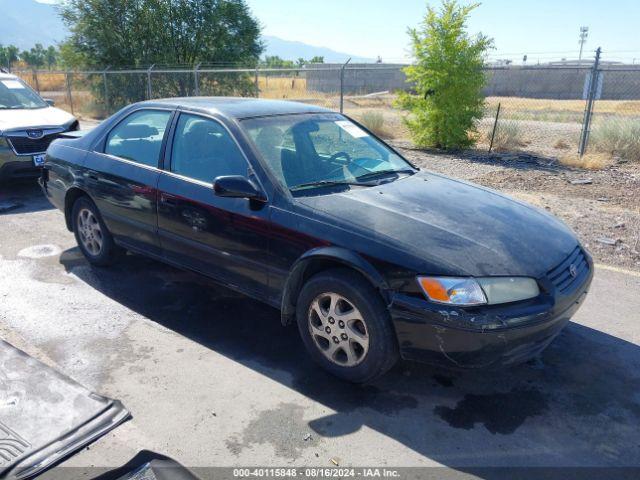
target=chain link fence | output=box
[11,58,640,163]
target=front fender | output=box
[280,246,390,325]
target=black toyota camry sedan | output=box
[40,98,593,382]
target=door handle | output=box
[160,193,178,206]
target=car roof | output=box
[0,72,17,80]
[134,97,334,120]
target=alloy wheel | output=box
[308,292,369,367]
[77,208,104,256]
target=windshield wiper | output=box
[355,169,416,182]
[290,180,373,192]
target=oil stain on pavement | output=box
[225,403,313,459]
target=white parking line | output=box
[595,263,640,278]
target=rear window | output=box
[105,110,172,167]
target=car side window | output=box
[105,110,172,167]
[171,114,249,183]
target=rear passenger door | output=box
[157,112,271,300]
[87,109,173,255]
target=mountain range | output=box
[0,0,371,63]
[0,0,67,50]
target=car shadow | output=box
[0,180,53,215]
[59,248,640,471]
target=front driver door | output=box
[157,112,271,300]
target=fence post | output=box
[254,66,259,98]
[578,47,601,157]
[488,102,501,153]
[340,58,352,114]
[147,64,155,100]
[194,63,201,96]
[32,70,40,93]
[65,71,74,115]
[103,66,110,114]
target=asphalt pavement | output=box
[0,181,639,475]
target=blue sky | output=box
[37,0,640,63]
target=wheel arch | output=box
[64,187,91,232]
[280,247,390,325]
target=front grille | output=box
[547,246,589,294]
[6,132,60,155]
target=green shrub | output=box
[359,111,386,136]
[590,119,640,162]
[397,1,493,149]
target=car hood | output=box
[0,106,75,132]
[296,172,578,277]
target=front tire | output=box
[296,268,399,383]
[72,196,118,267]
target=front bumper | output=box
[0,152,41,182]
[389,261,594,369]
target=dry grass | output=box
[14,72,67,91]
[357,111,386,136]
[554,138,571,150]
[258,76,309,98]
[490,122,524,151]
[559,152,614,170]
[590,119,640,162]
[486,96,640,116]
[346,107,408,140]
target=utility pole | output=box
[578,26,589,62]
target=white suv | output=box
[0,71,78,183]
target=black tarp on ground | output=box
[0,339,130,479]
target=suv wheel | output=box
[72,196,118,266]
[296,268,399,383]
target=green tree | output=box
[45,46,59,69]
[262,56,295,68]
[20,44,47,68]
[308,56,324,64]
[397,1,492,149]
[60,0,263,68]
[0,45,20,69]
[60,0,264,111]
[58,42,84,69]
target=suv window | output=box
[171,114,248,183]
[0,78,47,109]
[105,110,172,167]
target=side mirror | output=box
[44,98,55,106]
[213,175,266,202]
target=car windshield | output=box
[243,113,415,193]
[0,78,48,109]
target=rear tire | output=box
[296,268,399,383]
[72,196,118,267]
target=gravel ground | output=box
[394,143,640,272]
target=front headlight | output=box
[417,277,487,306]
[477,277,540,304]
[417,276,540,306]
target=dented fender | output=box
[280,246,390,325]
